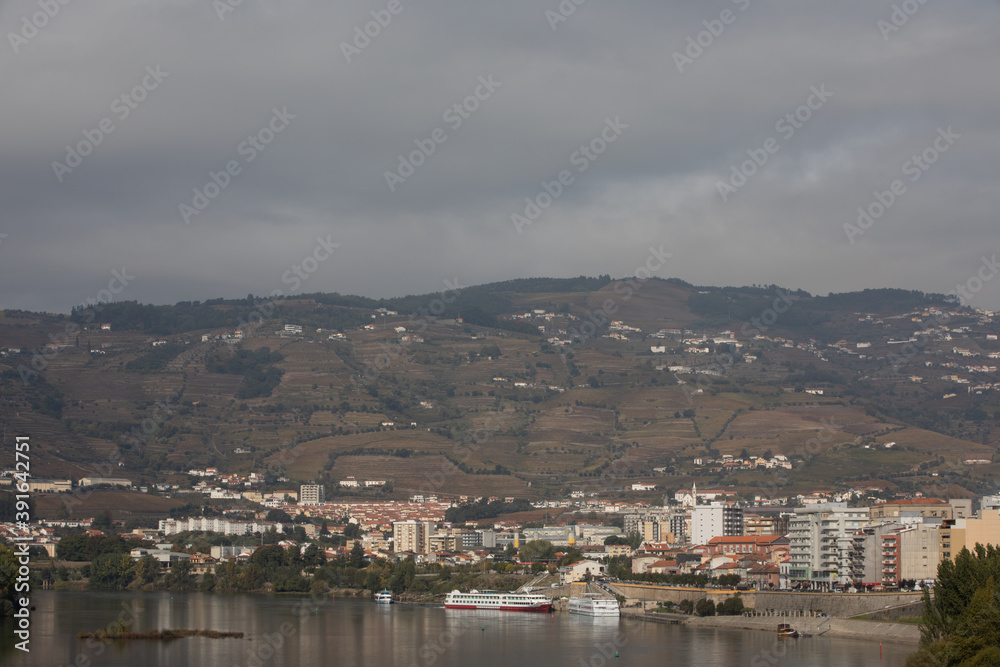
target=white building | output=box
[788,503,869,588]
[630,483,657,491]
[299,484,325,505]
[393,520,435,553]
[159,517,284,536]
[690,503,743,545]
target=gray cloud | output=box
[2,0,999,311]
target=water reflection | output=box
[1,591,913,667]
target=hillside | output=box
[2,277,998,517]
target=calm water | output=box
[2,591,914,667]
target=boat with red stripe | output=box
[444,589,552,612]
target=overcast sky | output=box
[2,0,998,313]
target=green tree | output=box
[908,545,1000,666]
[364,569,382,592]
[694,599,716,617]
[0,545,20,616]
[303,543,326,568]
[518,540,556,563]
[89,553,136,590]
[134,555,161,586]
[349,541,365,568]
[250,545,287,570]
[199,573,217,593]
[717,595,745,616]
[266,509,293,523]
[166,558,195,591]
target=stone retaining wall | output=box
[608,583,924,618]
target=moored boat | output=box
[374,590,393,604]
[444,589,552,613]
[777,623,799,638]
[568,594,620,617]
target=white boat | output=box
[568,594,620,617]
[444,589,552,613]
[374,590,393,604]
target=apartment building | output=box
[690,503,743,545]
[744,513,790,537]
[669,513,689,544]
[939,510,1000,561]
[871,498,952,521]
[299,484,325,505]
[788,503,869,588]
[393,520,435,553]
[894,522,941,584]
[624,513,671,543]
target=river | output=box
[2,591,914,666]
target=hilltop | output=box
[2,276,998,519]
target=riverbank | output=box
[624,611,920,644]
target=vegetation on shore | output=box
[37,531,567,599]
[908,545,1000,666]
[77,629,244,640]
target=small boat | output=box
[374,590,393,604]
[777,623,799,638]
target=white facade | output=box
[299,484,325,504]
[788,503,869,587]
[159,517,283,536]
[393,520,435,553]
[690,503,742,545]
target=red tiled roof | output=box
[707,535,787,545]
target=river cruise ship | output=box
[568,594,620,617]
[444,590,552,612]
